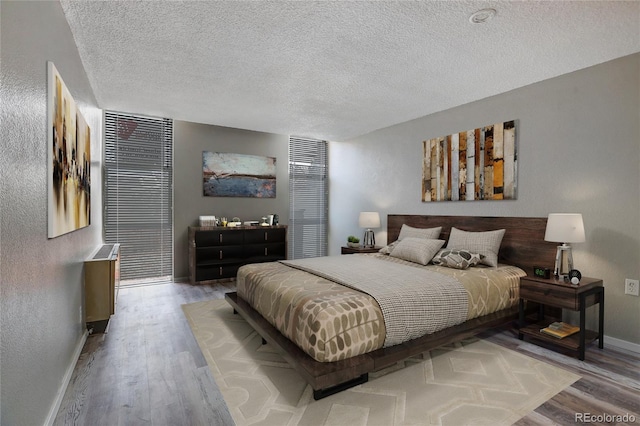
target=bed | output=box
[225,215,556,399]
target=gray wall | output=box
[329,53,640,346]
[173,120,289,279]
[0,2,103,425]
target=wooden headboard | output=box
[387,215,557,275]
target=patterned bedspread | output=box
[236,254,525,362]
[281,256,468,347]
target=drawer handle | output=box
[265,231,268,241]
[219,266,222,275]
[265,247,268,256]
[219,234,223,243]
[219,251,223,260]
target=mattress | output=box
[236,253,525,362]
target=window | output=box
[288,137,328,259]
[104,111,173,282]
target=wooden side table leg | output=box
[518,298,525,340]
[598,288,605,349]
[579,292,586,361]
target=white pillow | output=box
[446,227,505,267]
[380,225,442,255]
[390,238,445,265]
[398,224,442,240]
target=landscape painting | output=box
[422,120,517,202]
[47,62,91,238]
[203,152,276,198]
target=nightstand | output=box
[341,246,382,254]
[518,275,604,360]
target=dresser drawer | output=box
[244,242,286,260]
[196,245,244,264]
[244,228,286,244]
[195,264,240,281]
[195,230,243,246]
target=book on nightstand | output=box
[540,322,580,339]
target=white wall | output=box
[329,53,640,346]
[0,2,103,425]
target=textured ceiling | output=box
[60,1,640,141]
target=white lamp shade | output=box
[359,212,380,229]
[544,213,585,243]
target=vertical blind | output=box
[288,137,328,259]
[104,111,173,281]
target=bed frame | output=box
[225,214,557,400]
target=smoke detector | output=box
[469,8,497,24]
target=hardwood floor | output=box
[54,281,236,426]
[55,281,640,426]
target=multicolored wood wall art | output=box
[422,120,517,202]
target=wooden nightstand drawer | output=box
[520,276,603,310]
[520,280,580,310]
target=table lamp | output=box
[359,212,380,248]
[544,213,585,279]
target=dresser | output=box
[188,225,287,284]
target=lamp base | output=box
[554,243,574,279]
[363,229,375,248]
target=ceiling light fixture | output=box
[469,8,497,24]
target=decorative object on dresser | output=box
[359,211,380,248]
[84,244,120,333]
[198,215,217,227]
[518,275,604,360]
[422,120,517,202]
[544,213,585,279]
[267,214,278,225]
[188,225,287,284]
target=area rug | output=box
[182,299,579,426]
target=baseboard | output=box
[604,334,640,354]
[44,329,88,426]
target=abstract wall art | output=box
[422,120,517,202]
[203,152,276,198]
[47,62,91,238]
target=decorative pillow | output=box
[389,238,445,265]
[445,227,505,267]
[398,224,442,240]
[431,249,485,270]
[378,240,399,255]
[380,225,442,255]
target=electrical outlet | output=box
[625,278,640,296]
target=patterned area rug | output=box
[182,299,579,426]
